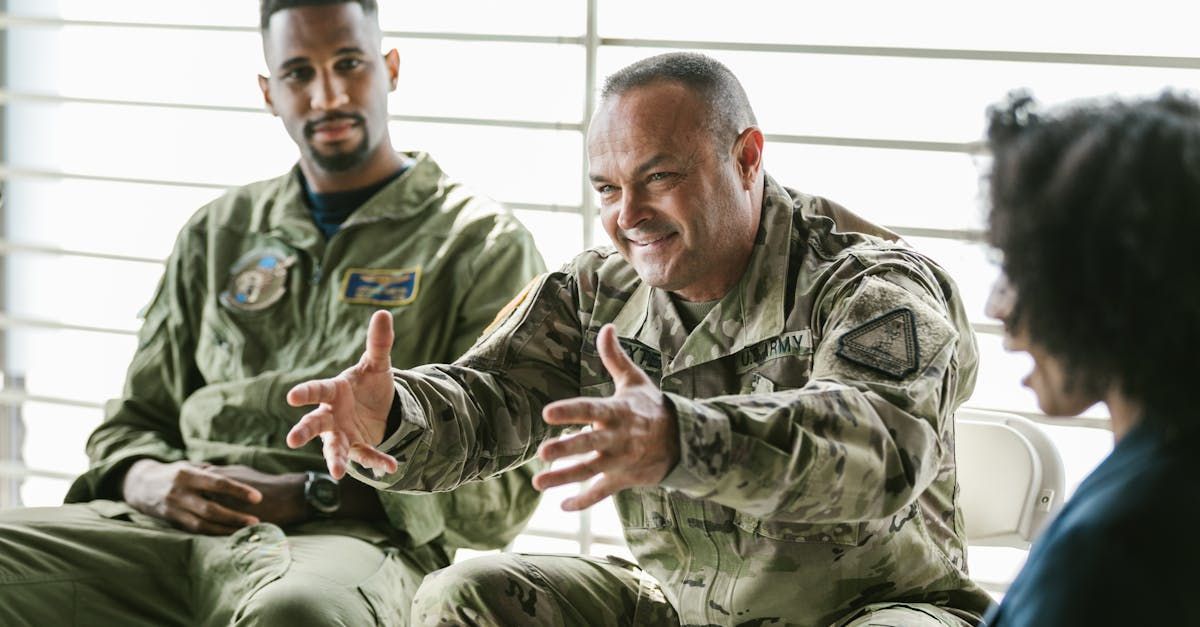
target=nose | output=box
[310,71,350,111]
[984,274,1016,321]
[614,187,652,232]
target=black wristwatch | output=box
[304,471,341,517]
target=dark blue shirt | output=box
[299,165,408,239]
[984,421,1200,626]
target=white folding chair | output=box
[954,408,1066,548]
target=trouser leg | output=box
[834,602,976,627]
[0,501,450,627]
[0,501,193,627]
[195,525,449,627]
[411,553,678,627]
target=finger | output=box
[169,491,259,529]
[182,467,263,504]
[596,324,650,388]
[286,378,339,409]
[321,431,351,480]
[361,310,395,372]
[562,475,619,512]
[348,443,399,478]
[537,429,615,463]
[543,397,621,426]
[286,406,334,449]
[532,454,606,491]
[174,509,243,536]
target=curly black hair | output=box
[985,90,1200,429]
[260,0,377,30]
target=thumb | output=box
[362,309,396,371]
[596,324,648,388]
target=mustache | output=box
[304,112,365,138]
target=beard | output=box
[308,134,371,172]
[303,112,371,172]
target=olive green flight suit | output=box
[0,152,545,626]
[360,176,995,626]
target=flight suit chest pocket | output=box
[734,330,814,394]
[195,314,251,383]
[734,513,862,546]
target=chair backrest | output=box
[954,408,1066,548]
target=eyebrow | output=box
[277,46,367,72]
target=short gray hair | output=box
[601,52,758,149]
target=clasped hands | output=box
[285,310,680,511]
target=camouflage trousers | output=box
[411,553,976,627]
[0,501,449,626]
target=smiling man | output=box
[287,52,993,626]
[0,1,544,625]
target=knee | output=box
[238,580,371,627]
[411,555,524,626]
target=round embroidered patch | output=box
[220,250,296,312]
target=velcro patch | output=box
[340,267,420,306]
[836,308,919,379]
[480,275,540,339]
[581,329,663,379]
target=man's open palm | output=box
[286,309,400,479]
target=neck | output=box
[1105,387,1143,442]
[300,141,406,193]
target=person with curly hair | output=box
[982,91,1200,625]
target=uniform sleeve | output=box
[64,226,205,503]
[659,257,974,523]
[384,219,548,549]
[348,269,582,493]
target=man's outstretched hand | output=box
[286,309,401,479]
[533,324,680,511]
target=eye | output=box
[335,57,364,72]
[282,66,315,82]
[593,184,619,201]
[647,171,675,183]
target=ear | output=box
[732,126,764,190]
[257,74,277,116]
[384,48,400,91]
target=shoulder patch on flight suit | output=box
[836,308,919,379]
[220,250,296,312]
[340,267,421,306]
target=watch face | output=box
[307,473,340,514]
[313,482,337,503]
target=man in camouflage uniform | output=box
[288,53,993,626]
[0,1,543,625]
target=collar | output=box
[610,174,794,375]
[266,151,444,243]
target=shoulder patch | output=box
[480,274,542,339]
[835,308,919,379]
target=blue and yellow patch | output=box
[340,267,421,306]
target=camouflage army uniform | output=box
[362,175,994,626]
[0,152,545,626]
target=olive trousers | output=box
[0,501,448,626]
